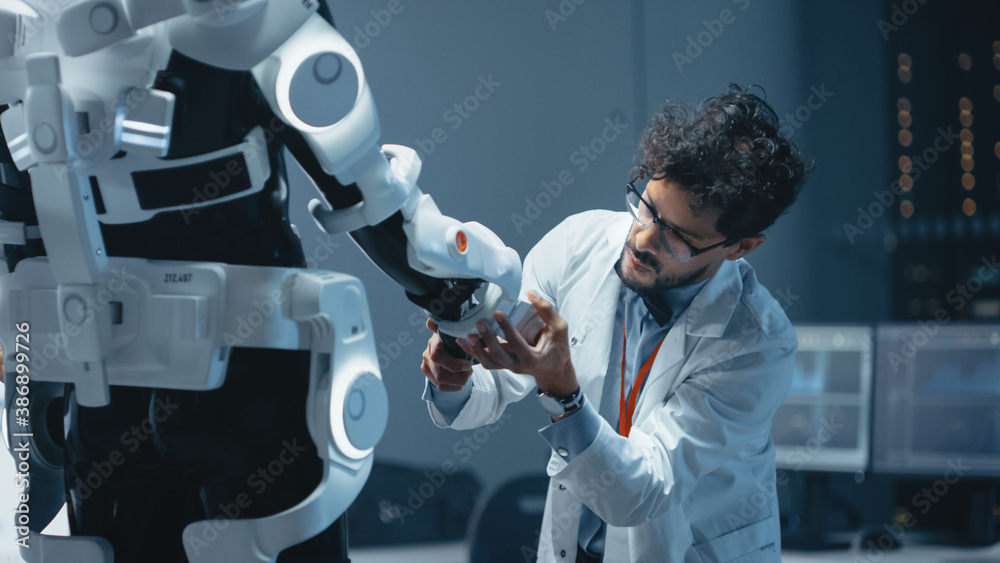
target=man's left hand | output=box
[457,291,579,398]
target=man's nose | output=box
[634,224,660,254]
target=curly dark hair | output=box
[631,85,813,239]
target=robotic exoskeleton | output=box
[0,1,535,561]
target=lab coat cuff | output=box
[537,399,601,464]
[546,417,618,478]
[423,378,474,426]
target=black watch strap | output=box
[537,386,585,417]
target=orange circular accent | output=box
[900,200,914,218]
[995,41,1000,55]
[898,130,913,146]
[897,112,912,128]
[958,53,972,71]
[995,141,1000,159]
[455,231,467,253]
[959,97,973,111]
[961,157,975,172]
[961,144,974,156]
[898,156,913,173]
[961,129,973,143]
[994,85,1000,102]
[960,113,973,127]
[900,174,913,191]
[898,68,912,83]
[897,98,911,112]
[994,54,1000,71]
[963,198,976,216]
[898,53,912,67]
[962,173,975,190]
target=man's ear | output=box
[724,234,765,261]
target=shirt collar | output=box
[639,278,709,327]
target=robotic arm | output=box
[14,0,532,347]
[247,11,541,354]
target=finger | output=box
[429,339,473,371]
[456,336,477,358]
[475,320,508,362]
[423,359,464,392]
[431,352,472,373]
[433,356,472,378]
[426,333,439,361]
[436,365,473,389]
[421,356,439,386]
[494,311,532,355]
[528,291,566,331]
[460,335,498,369]
[426,318,438,333]
[422,344,472,383]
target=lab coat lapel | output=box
[630,314,690,426]
[631,260,744,425]
[570,272,620,407]
[568,217,632,407]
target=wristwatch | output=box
[537,386,585,417]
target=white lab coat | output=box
[427,210,796,563]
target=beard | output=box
[614,238,708,295]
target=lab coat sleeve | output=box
[425,211,613,431]
[422,378,474,425]
[537,399,603,463]
[547,333,796,527]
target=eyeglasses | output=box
[625,182,741,262]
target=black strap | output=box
[131,153,252,210]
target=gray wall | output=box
[288,0,889,493]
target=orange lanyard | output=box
[619,309,666,437]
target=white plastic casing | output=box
[252,14,380,180]
[57,0,136,57]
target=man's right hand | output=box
[421,319,473,392]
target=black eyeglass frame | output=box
[625,182,744,261]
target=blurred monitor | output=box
[771,325,873,472]
[873,323,1000,477]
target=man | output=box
[420,85,812,562]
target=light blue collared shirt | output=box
[423,278,708,557]
[537,278,707,557]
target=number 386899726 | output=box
[11,322,30,414]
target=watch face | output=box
[538,394,565,416]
